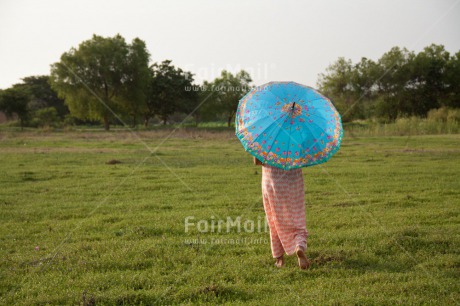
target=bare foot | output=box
[274,255,285,268]
[295,246,310,270]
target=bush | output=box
[344,113,459,136]
[427,107,449,122]
[427,107,460,122]
[30,107,59,128]
[447,108,460,122]
[63,114,77,126]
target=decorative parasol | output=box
[235,81,343,170]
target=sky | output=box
[0,0,459,89]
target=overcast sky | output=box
[0,0,459,89]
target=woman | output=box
[255,157,310,269]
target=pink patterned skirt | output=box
[262,164,308,258]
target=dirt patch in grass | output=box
[106,159,122,165]
[311,252,346,266]
[0,147,133,153]
[0,128,236,142]
[388,149,460,154]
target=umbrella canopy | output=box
[235,81,343,170]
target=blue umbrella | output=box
[235,81,343,170]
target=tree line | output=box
[0,34,251,130]
[318,44,460,122]
[0,34,458,130]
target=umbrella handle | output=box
[291,102,296,117]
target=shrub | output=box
[447,108,460,122]
[30,107,59,128]
[344,113,459,136]
[427,107,449,122]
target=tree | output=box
[318,44,460,122]
[50,34,150,130]
[119,38,150,127]
[207,70,252,127]
[19,75,69,118]
[350,57,380,118]
[375,47,414,120]
[317,57,357,121]
[0,86,30,130]
[190,80,220,124]
[408,44,450,115]
[180,79,200,125]
[445,51,460,108]
[144,60,195,125]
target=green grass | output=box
[0,130,459,305]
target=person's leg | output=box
[269,228,285,259]
[291,172,309,269]
[295,245,310,270]
[269,169,307,256]
[262,193,285,260]
[273,169,310,269]
[294,226,308,252]
[275,255,285,268]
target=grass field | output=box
[0,129,459,305]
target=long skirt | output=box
[262,164,308,258]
